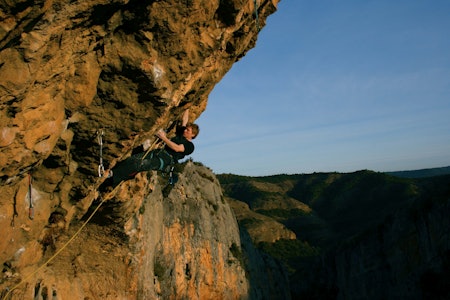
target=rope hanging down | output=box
[1,192,109,300]
[3,129,122,298]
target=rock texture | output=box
[2,162,289,299]
[0,0,285,299]
[0,0,278,180]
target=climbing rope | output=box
[1,191,109,300]
[97,129,105,177]
[2,128,114,298]
[141,137,162,161]
[253,0,260,32]
[2,123,154,298]
[2,116,188,297]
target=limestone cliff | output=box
[1,161,289,299]
[0,0,286,299]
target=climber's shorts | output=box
[138,149,174,172]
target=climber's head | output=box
[184,123,199,140]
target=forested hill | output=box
[217,169,450,299]
[386,165,450,178]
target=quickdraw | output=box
[97,129,105,177]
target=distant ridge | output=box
[386,166,450,178]
[218,167,450,299]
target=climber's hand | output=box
[156,129,167,139]
[142,139,151,151]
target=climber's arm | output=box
[156,130,185,152]
[181,109,189,127]
[154,109,189,152]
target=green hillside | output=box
[218,169,450,298]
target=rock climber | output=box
[102,109,199,189]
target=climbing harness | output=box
[97,129,105,177]
[253,0,260,32]
[140,139,177,185]
[28,172,34,220]
[141,120,176,161]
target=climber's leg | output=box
[110,154,142,186]
[101,150,173,190]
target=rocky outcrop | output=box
[228,198,297,244]
[0,0,284,298]
[1,161,289,299]
[0,0,277,180]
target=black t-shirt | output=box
[165,126,194,161]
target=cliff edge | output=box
[0,0,286,299]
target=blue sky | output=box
[193,0,450,176]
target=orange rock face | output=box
[0,0,283,299]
